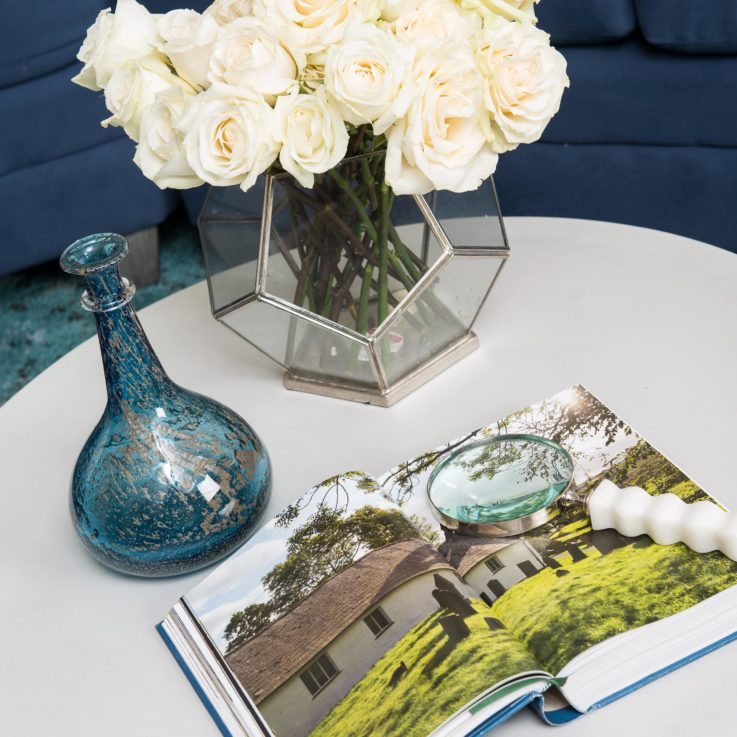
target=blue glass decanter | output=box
[60,233,271,576]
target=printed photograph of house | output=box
[438,535,544,604]
[185,473,542,737]
[184,385,737,736]
[378,385,737,676]
[225,538,478,737]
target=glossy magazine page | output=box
[160,385,737,735]
[174,472,546,737]
[376,384,737,714]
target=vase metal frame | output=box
[199,163,510,407]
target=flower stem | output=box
[329,169,380,245]
[387,224,423,282]
[360,157,379,211]
[378,181,390,325]
[356,263,374,336]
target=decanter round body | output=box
[61,233,271,576]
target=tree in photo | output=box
[273,471,380,529]
[380,385,629,509]
[224,603,274,653]
[225,503,420,652]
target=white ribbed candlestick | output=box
[588,479,737,560]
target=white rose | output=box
[469,0,538,23]
[177,83,279,191]
[72,0,159,91]
[388,0,480,51]
[265,0,381,57]
[325,24,413,134]
[274,90,349,188]
[477,21,569,152]
[101,55,194,141]
[208,19,298,105]
[157,10,219,89]
[300,62,326,93]
[205,0,258,26]
[386,41,497,194]
[134,87,203,189]
[380,0,420,22]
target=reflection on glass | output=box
[428,435,574,524]
[198,166,510,404]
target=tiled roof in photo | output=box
[437,534,512,577]
[226,538,453,703]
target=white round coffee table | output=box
[1,218,735,737]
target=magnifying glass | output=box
[427,434,737,560]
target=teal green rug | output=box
[0,213,205,405]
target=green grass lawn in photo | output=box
[492,477,737,673]
[307,600,540,737]
[492,537,737,674]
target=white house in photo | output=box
[438,535,545,604]
[225,538,477,737]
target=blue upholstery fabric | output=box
[0,139,178,274]
[3,0,737,274]
[0,0,202,276]
[0,1,211,90]
[494,143,737,253]
[0,1,105,88]
[537,0,636,46]
[542,39,737,148]
[635,0,737,54]
[0,62,122,176]
[145,0,210,10]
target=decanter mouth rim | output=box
[61,233,128,275]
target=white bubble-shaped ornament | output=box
[588,479,735,560]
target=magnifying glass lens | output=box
[427,435,575,525]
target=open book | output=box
[158,386,737,737]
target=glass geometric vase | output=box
[199,151,510,407]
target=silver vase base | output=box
[283,332,479,407]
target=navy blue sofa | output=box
[2,0,736,276]
[496,0,737,254]
[0,0,208,276]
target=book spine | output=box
[157,621,236,737]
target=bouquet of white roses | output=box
[73,0,568,196]
[73,0,568,336]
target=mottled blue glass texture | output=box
[60,234,271,576]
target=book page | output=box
[183,473,544,737]
[377,385,737,686]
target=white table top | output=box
[2,218,736,736]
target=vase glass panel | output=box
[199,152,509,406]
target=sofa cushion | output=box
[0,1,214,89]
[494,142,737,253]
[0,0,106,89]
[0,61,125,177]
[537,0,636,46]
[541,39,737,148]
[144,0,211,11]
[0,139,178,275]
[634,0,737,54]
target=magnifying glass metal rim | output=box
[427,433,576,538]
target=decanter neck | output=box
[92,301,171,406]
[60,233,171,407]
[82,264,135,313]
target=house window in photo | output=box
[485,555,503,574]
[518,560,539,577]
[364,606,393,637]
[488,579,506,599]
[299,654,339,697]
